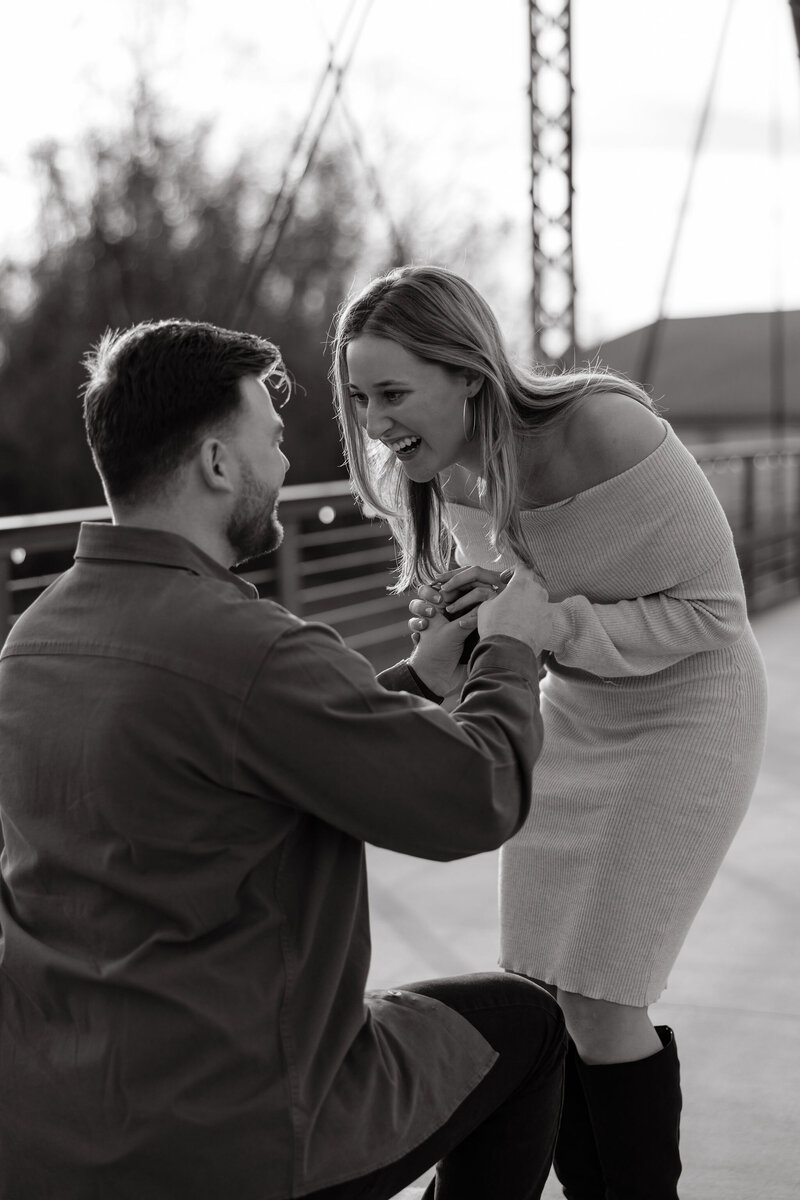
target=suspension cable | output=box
[228,0,375,328]
[636,0,737,387]
[311,4,409,265]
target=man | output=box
[0,320,564,1199]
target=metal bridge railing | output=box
[1,439,799,669]
[0,481,413,671]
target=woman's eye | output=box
[384,391,405,403]
[350,393,367,407]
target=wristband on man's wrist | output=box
[404,661,445,704]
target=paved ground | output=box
[366,598,800,1200]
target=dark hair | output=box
[82,319,288,503]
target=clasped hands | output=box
[407,564,554,698]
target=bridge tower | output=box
[528,0,576,364]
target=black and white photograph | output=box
[0,3,798,1197]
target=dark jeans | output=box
[305,972,567,1200]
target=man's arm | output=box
[232,623,541,861]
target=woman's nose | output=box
[363,401,392,441]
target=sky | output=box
[1,0,798,349]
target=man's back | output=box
[0,526,304,1196]
[0,523,540,1199]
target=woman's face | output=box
[345,334,479,480]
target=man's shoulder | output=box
[1,567,316,699]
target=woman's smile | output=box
[383,434,423,460]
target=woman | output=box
[329,265,768,1199]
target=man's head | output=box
[82,320,290,564]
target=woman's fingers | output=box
[413,568,508,626]
[408,597,443,635]
[409,598,438,618]
[408,593,479,638]
[434,565,506,602]
[442,585,499,616]
[434,566,488,591]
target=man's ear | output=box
[197,437,235,494]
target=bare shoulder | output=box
[564,392,666,483]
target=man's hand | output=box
[407,566,510,695]
[407,599,477,697]
[477,566,554,653]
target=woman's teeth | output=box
[393,436,422,458]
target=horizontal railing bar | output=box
[0,505,111,534]
[753,553,799,572]
[735,524,800,545]
[299,546,396,577]
[298,521,392,550]
[273,480,354,503]
[0,482,356,542]
[308,596,409,627]
[301,572,396,604]
[8,573,63,593]
[344,619,413,652]
[692,437,800,461]
[3,552,397,599]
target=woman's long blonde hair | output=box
[330,265,654,591]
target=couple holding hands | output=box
[0,265,766,1199]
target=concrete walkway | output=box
[366,599,800,1200]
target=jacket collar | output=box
[75,523,259,599]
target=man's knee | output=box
[401,971,561,1021]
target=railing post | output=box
[740,456,756,608]
[0,555,11,642]
[276,515,301,615]
[795,449,800,594]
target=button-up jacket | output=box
[0,523,542,1199]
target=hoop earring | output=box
[463,395,477,442]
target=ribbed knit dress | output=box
[447,422,768,1005]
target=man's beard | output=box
[227,461,284,566]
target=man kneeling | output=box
[0,320,565,1200]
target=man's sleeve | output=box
[231,623,542,861]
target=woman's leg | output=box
[551,1038,606,1200]
[555,990,682,1200]
[556,991,662,1065]
[517,979,606,1200]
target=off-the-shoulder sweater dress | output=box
[447,422,768,1005]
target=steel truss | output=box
[528,0,575,364]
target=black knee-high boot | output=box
[574,1026,683,1200]
[552,1039,606,1199]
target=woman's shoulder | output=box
[563,391,666,485]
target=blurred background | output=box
[1,0,799,511]
[1,0,799,654]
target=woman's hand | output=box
[407,600,476,697]
[408,566,508,645]
[428,565,512,619]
